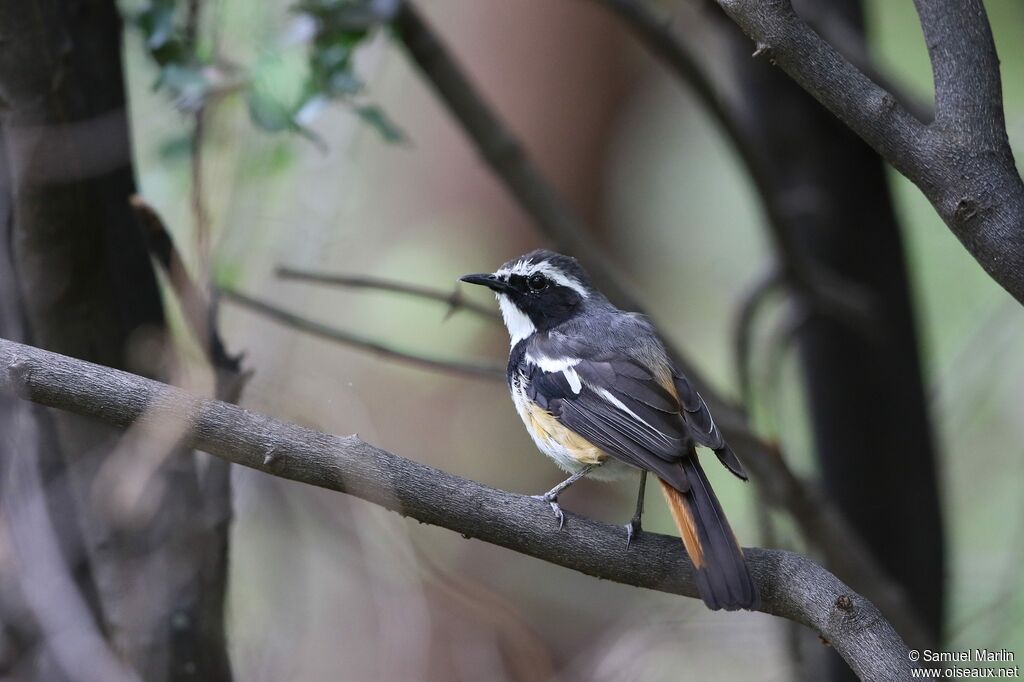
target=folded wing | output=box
[673,371,748,480]
[524,352,693,491]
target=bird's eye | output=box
[527,273,548,291]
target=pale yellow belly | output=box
[511,378,633,480]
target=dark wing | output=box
[673,371,748,480]
[524,353,693,492]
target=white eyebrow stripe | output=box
[596,388,673,443]
[493,260,589,299]
[539,265,589,299]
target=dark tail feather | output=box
[658,458,759,611]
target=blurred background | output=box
[2,0,1024,680]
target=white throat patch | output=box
[497,294,536,346]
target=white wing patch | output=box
[529,355,579,372]
[527,354,582,394]
[563,368,582,394]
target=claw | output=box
[625,516,643,548]
[551,501,565,529]
[531,493,566,529]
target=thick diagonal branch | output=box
[0,337,929,682]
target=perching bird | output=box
[461,249,758,611]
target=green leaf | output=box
[157,63,210,111]
[327,70,362,96]
[214,259,245,290]
[135,2,177,50]
[246,89,297,133]
[355,104,406,143]
[131,0,188,66]
[157,134,192,160]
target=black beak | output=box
[460,273,510,293]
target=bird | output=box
[460,249,759,611]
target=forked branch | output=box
[714,0,1024,303]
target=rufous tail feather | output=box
[658,457,759,611]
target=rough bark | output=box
[0,1,231,679]
[0,337,936,682]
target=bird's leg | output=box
[625,470,648,547]
[531,464,598,529]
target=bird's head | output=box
[461,249,596,344]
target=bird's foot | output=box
[531,493,565,529]
[625,516,643,548]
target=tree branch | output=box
[913,0,1002,134]
[798,3,930,123]
[224,273,927,647]
[275,265,498,320]
[733,266,784,408]
[713,0,1024,304]
[0,337,930,682]
[716,0,927,172]
[219,287,504,380]
[132,196,244,391]
[392,0,930,648]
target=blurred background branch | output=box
[275,265,499,320]
[131,195,246,675]
[219,287,504,380]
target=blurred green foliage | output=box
[126,0,406,143]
